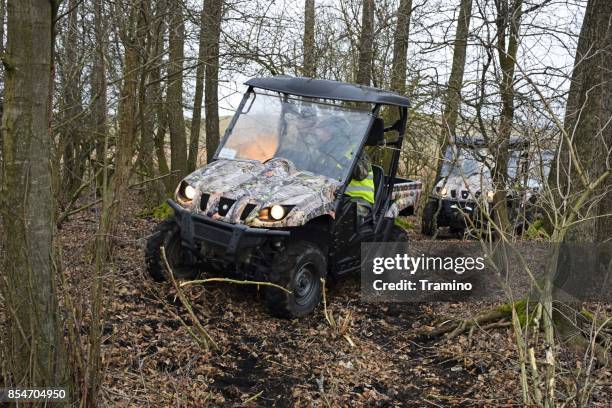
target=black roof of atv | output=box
[245,76,410,107]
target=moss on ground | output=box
[138,202,173,220]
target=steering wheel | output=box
[263,157,293,166]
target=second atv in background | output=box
[422,136,553,237]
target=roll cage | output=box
[214,76,411,231]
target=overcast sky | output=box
[177,0,585,118]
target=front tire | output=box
[265,241,326,318]
[145,219,199,282]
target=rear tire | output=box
[265,241,326,318]
[421,201,438,236]
[145,219,199,282]
[389,224,408,242]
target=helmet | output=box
[316,116,351,139]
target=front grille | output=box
[450,189,457,198]
[217,197,235,216]
[193,222,232,246]
[200,193,210,211]
[240,204,256,220]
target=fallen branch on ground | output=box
[180,277,291,293]
[161,247,217,350]
[421,306,512,339]
[321,278,355,347]
[422,300,610,366]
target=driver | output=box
[314,117,375,226]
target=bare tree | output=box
[302,0,316,77]
[188,0,208,172]
[58,0,85,205]
[491,0,523,232]
[390,0,412,94]
[167,0,188,184]
[0,0,4,56]
[91,0,108,190]
[540,3,612,400]
[440,0,472,144]
[0,0,66,389]
[204,0,223,163]
[150,0,172,192]
[430,0,473,193]
[136,0,157,204]
[553,0,612,243]
[0,0,5,168]
[356,0,374,85]
[84,1,149,404]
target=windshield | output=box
[440,146,492,179]
[217,91,372,181]
[526,149,554,189]
[440,144,543,186]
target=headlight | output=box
[177,181,197,203]
[486,191,495,201]
[270,205,285,220]
[184,185,196,200]
[258,205,292,221]
[440,187,448,197]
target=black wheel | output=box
[388,224,409,242]
[265,241,326,318]
[449,226,466,237]
[145,219,199,282]
[421,201,438,236]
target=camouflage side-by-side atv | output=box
[145,76,422,318]
[422,136,553,237]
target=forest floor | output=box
[57,199,611,407]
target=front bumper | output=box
[431,197,489,229]
[167,199,290,257]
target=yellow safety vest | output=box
[345,168,375,204]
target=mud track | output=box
[57,201,610,407]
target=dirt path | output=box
[57,202,610,407]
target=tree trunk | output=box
[188,1,208,172]
[0,0,5,171]
[440,0,472,142]
[434,0,472,179]
[302,0,316,78]
[356,0,374,86]
[167,0,187,185]
[135,0,156,205]
[545,0,611,397]
[374,0,412,171]
[150,0,172,193]
[92,0,107,191]
[491,0,522,233]
[555,0,612,243]
[85,1,143,404]
[0,0,4,55]
[204,0,223,163]
[0,0,66,389]
[390,0,412,94]
[59,0,84,206]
